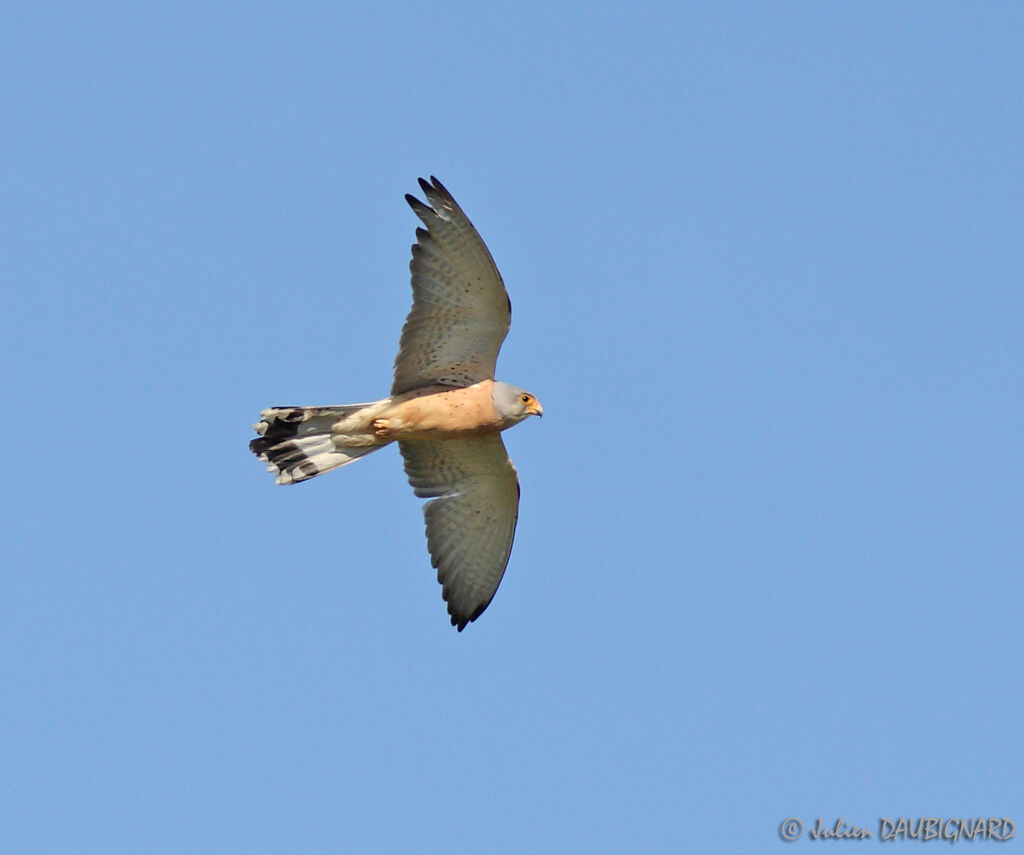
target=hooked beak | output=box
[528,400,544,418]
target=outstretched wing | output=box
[399,435,519,630]
[392,177,512,396]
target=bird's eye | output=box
[521,394,531,403]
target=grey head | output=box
[492,381,544,428]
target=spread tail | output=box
[250,403,388,485]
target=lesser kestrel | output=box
[250,177,542,630]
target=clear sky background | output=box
[2,3,1021,853]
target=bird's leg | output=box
[371,418,392,438]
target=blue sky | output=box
[2,3,1021,852]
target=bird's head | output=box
[493,382,544,426]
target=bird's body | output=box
[374,380,530,439]
[252,380,540,481]
[250,178,542,630]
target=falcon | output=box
[250,177,543,630]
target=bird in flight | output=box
[250,177,543,630]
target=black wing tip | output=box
[428,175,452,198]
[411,176,455,211]
[449,607,469,631]
[449,599,491,632]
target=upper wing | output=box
[392,177,512,396]
[399,435,520,630]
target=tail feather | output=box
[250,404,386,485]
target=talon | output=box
[372,418,391,438]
